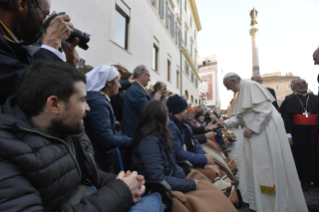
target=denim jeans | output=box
[129,192,164,212]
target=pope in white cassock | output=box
[221,73,307,212]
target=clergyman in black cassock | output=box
[280,80,319,191]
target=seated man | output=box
[0,61,162,212]
[0,0,79,104]
[84,65,131,172]
[122,65,161,137]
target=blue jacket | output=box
[122,82,150,137]
[131,136,196,192]
[84,91,131,170]
[167,119,207,166]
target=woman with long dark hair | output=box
[131,100,198,193]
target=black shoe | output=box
[302,181,310,191]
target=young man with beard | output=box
[0,61,163,212]
[0,0,80,105]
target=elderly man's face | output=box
[139,69,151,87]
[223,79,238,93]
[313,49,319,65]
[294,79,308,94]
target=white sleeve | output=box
[224,116,241,128]
[287,133,292,138]
[40,45,66,62]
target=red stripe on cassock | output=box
[292,114,317,125]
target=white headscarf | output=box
[86,65,119,91]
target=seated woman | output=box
[84,65,131,172]
[131,100,197,193]
[131,100,237,211]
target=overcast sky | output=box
[197,0,319,109]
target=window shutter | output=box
[185,30,187,47]
[165,2,169,28]
[179,29,182,50]
[175,24,178,44]
[151,0,156,5]
[171,13,175,37]
[185,0,187,12]
[159,0,164,19]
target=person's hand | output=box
[217,120,225,126]
[205,131,216,139]
[153,91,162,100]
[243,128,253,138]
[62,38,80,67]
[204,154,215,164]
[116,171,145,203]
[205,121,215,131]
[288,138,293,146]
[162,90,168,98]
[42,11,74,49]
[205,164,220,176]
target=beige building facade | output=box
[50,0,201,102]
[261,72,300,106]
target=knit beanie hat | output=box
[167,95,188,114]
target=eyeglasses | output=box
[295,82,307,87]
[31,0,50,18]
[143,72,150,78]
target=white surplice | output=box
[225,79,307,212]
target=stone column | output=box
[250,26,260,75]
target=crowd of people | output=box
[0,0,318,212]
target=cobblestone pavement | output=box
[227,128,319,212]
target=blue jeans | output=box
[129,192,164,212]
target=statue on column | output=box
[249,7,258,26]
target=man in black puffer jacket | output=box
[0,61,150,212]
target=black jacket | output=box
[131,136,196,192]
[185,120,207,144]
[266,87,279,110]
[0,24,62,105]
[0,97,133,212]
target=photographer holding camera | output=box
[0,0,80,105]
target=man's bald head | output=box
[223,72,241,93]
[313,48,319,65]
[251,75,263,84]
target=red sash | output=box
[292,114,318,126]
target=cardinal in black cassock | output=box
[280,79,319,191]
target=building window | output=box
[275,85,280,91]
[195,78,198,88]
[185,61,189,76]
[114,5,129,49]
[288,84,291,90]
[152,44,159,72]
[190,17,192,28]
[191,72,194,83]
[194,30,196,40]
[167,60,171,82]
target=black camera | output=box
[42,12,91,50]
